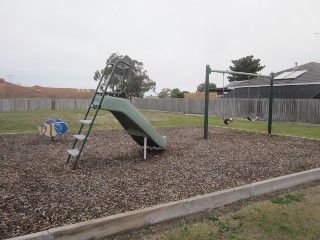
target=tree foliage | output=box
[171,88,184,98]
[228,55,265,82]
[158,88,189,98]
[196,82,217,92]
[94,53,156,98]
[158,88,171,98]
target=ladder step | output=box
[79,120,92,125]
[67,149,79,157]
[91,104,99,109]
[73,134,86,141]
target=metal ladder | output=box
[66,60,132,169]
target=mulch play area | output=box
[1,126,319,238]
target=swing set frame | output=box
[204,65,275,139]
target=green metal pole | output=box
[204,65,211,139]
[267,73,274,134]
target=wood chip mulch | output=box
[0,126,319,239]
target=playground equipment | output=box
[38,119,68,140]
[220,72,234,125]
[204,65,275,139]
[223,118,233,125]
[66,60,167,169]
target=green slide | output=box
[92,96,167,148]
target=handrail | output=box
[104,60,132,97]
[82,63,114,126]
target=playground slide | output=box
[92,96,167,148]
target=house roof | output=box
[0,79,48,99]
[223,62,320,99]
[27,86,95,99]
[229,62,320,89]
[0,79,94,99]
[225,80,249,88]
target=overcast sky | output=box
[1,0,320,95]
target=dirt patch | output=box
[0,126,319,238]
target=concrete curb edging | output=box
[9,168,320,240]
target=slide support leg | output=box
[144,137,147,160]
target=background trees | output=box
[228,55,265,82]
[196,82,217,92]
[158,88,172,98]
[93,54,264,98]
[94,53,156,98]
[171,88,185,98]
[157,88,189,98]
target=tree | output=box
[158,88,171,98]
[171,88,184,98]
[228,55,265,82]
[196,83,217,92]
[94,53,156,98]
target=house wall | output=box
[224,85,320,99]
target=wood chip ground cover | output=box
[0,126,319,239]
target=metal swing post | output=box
[267,73,275,134]
[204,65,211,139]
[222,73,225,119]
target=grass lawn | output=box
[0,109,319,139]
[151,185,320,240]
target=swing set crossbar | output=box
[209,69,271,78]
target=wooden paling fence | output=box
[0,98,319,124]
[0,98,91,111]
[131,98,320,124]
